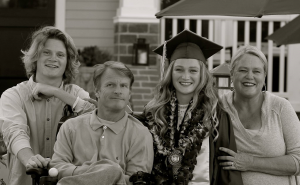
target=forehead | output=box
[236,54,264,69]
[100,68,130,83]
[173,58,200,68]
[44,39,66,52]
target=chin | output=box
[109,104,126,111]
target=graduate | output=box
[130,29,243,185]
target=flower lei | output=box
[146,91,211,185]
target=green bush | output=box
[78,46,112,67]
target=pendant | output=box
[168,149,183,176]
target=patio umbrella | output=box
[156,0,300,18]
[266,15,300,46]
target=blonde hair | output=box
[22,26,80,84]
[230,45,268,77]
[145,59,220,141]
[93,61,134,91]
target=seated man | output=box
[0,26,95,185]
[50,61,154,185]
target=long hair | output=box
[145,59,219,141]
[22,26,80,84]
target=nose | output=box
[114,85,122,94]
[50,53,57,61]
[245,71,254,79]
[182,71,190,80]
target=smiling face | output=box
[172,59,201,102]
[231,53,266,99]
[96,68,131,113]
[36,39,67,84]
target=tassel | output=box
[161,41,167,80]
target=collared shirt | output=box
[0,77,95,185]
[50,110,154,185]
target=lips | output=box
[243,82,255,86]
[45,64,59,68]
[179,82,192,86]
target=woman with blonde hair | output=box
[219,45,300,185]
[130,30,243,185]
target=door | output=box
[0,0,55,96]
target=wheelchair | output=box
[25,109,152,185]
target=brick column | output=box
[113,0,161,112]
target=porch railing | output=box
[160,15,292,98]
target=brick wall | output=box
[129,65,159,112]
[114,22,161,112]
[73,22,161,112]
[114,22,159,65]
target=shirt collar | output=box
[28,76,64,91]
[89,109,128,135]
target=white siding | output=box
[65,0,119,52]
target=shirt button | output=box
[47,118,50,121]
[102,136,105,139]
[46,138,49,140]
[103,126,107,130]
[47,99,50,102]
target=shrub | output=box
[78,46,112,67]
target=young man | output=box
[0,26,95,185]
[50,61,154,185]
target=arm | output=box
[1,89,30,156]
[32,83,95,114]
[219,98,300,176]
[0,89,49,168]
[125,128,154,185]
[32,83,76,106]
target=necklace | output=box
[146,91,211,184]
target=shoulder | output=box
[220,91,233,108]
[61,111,93,130]
[127,114,151,136]
[265,92,291,112]
[1,81,29,101]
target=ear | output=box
[129,90,131,100]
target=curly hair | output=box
[145,59,220,142]
[21,26,80,84]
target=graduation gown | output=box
[132,103,243,185]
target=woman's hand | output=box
[218,147,254,171]
[25,154,51,170]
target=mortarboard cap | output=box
[153,29,223,79]
[153,29,223,61]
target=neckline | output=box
[229,92,266,138]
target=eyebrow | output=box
[237,66,263,71]
[174,65,200,68]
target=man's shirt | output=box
[50,109,154,185]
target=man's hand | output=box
[25,154,51,170]
[32,83,57,101]
[83,98,97,107]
